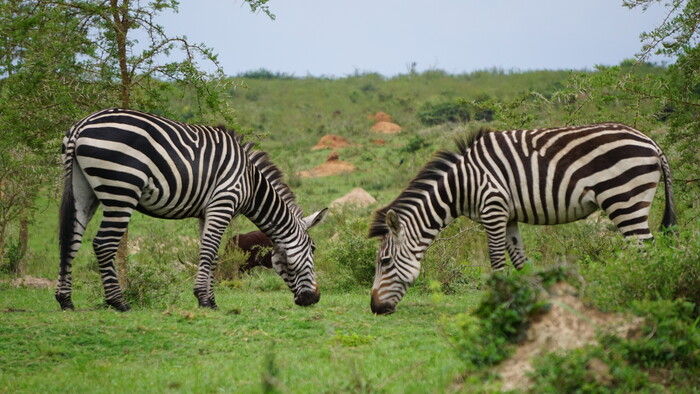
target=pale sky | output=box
[155,0,670,77]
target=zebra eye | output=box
[380,256,391,266]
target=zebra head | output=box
[270,208,328,306]
[370,209,422,315]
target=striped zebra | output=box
[57,108,327,311]
[369,123,676,315]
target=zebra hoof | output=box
[294,290,320,307]
[55,294,75,311]
[197,298,218,309]
[106,299,131,312]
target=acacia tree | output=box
[623,0,700,173]
[0,0,273,274]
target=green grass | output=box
[0,286,481,393]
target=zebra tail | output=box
[659,153,677,233]
[58,156,75,272]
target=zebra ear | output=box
[302,208,329,229]
[385,209,401,236]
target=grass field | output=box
[2,67,698,392]
[1,286,480,393]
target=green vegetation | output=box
[0,286,479,392]
[3,1,700,390]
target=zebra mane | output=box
[455,126,489,154]
[214,124,302,219]
[246,149,303,219]
[368,128,488,238]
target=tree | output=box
[0,0,273,276]
[623,0,700,173]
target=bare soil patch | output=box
[367,111,394,123]
[371,121,402,134]
[311,134,353,151]
[496,283,643,391]
[299,151,356,178]
[330,188,377,209]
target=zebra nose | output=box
[370,292,395,315]
[294,289,320,306]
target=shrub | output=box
[122,234,193,308]
[529,299,700,392]
[123,257,186,308]
[443,265,571,370]
[530,346,653,392]
[621,299,700,369]
[583,230,700,314]
[416,100,471,126]
[0,239,23,275]
[324,215,377,290]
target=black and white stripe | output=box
[57,108,327,311]
[369,123,676,314]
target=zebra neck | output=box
[394,175,462,248]
[243,172,302,246]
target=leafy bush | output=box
[443,265,570,370]
[0,240,23,275]
[323,215,377,290]
[583,230,700,314]
[620,299,700,369]
[530,346,653,392]
[416,100,471,126]
[238,68,294,80]
[122,234,193,308]
[529,299,700,392]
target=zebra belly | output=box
[514,188,599,225]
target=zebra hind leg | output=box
[484,219,509,271]
[57,167,99,310]
[505,222,528,269]
[92,206,135,311]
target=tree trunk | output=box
[110,0,132,289]
[19,215,28,258]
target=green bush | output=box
[323,215,377,290]
[122,234,192,308]
[416,100,471,126]
[529,299,700,392]
[443,266,571,370]
[418,219,488,294]
[530,346,653,393]
[620,299,700,368]
[0,240,23,275]
[583,230,700,314]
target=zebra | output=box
[368,123,676,315]
[57,108,328,311]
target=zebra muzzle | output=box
[294,289,320,306]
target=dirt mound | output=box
[370,138,386,146]
[496,283,643,391]
[311,134,353,151]
[367,111,393,123]
[299,151,356,178]
[330,188,377,208]
[371,121,402,134]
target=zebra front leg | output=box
[484,219,509,271]
[505,222,528,269]
[92,207,134,311]
[195,212,230,309]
